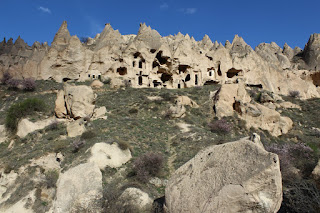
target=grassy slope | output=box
[0,81,319,211]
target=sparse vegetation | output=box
[1,72,12,84]
[80,130,96,140]
[44,169,59,188]
[289,90,300,98]
[72,137,86,153]
[117,139,131,151]
[208,119,232,135]
[133,152,164,182]
[5,98,46,133]
[22,78,36,91]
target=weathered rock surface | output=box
[312,160,320,180]
[1,21,320,99]
[165,135,282,213]
[53,162,102,213]
[16,117,57,138]
[0,125,7,143]
[212,83,293,136]
[55,84,96,119]
[88,142,132,170]
[66,118,86,137]
[119,187,153,211]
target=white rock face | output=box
[16,117,56,138]
[66,119,86,137]
[312,160,320,180]
[212,83,293,136]
[64,85,96,119]
[0,125,7,143]
[88,143,132,170]
[53,163,102,213]
[165,135,282,213]
[119,187,153,210]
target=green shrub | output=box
[80,130,96,140]
[44,170,59,188]
[117,140,131,151]
[5,98,46,133]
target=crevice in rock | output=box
[227,68,242,78]
[117,67,127,75]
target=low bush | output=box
[289,90,300,98]
[7,78,21,90]
[72,138,85,153]
[80,130,96,140]
[133,152,164,182]
[117,140,131,151]
[1,72,12,84]
[5,98,46,133]
[266,142,316,179]
[208,119,232,135]
[44,170,59,188]
[22,78,36,91]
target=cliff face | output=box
[1,21,320,98]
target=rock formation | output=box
[1,21,319,99]
[165,134,282,213]
[211,83,293,136]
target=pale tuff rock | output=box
[64,85,96,119]
[66,118,86,137]
[55,85,96,119]
[212,83,293,136]
[302,33,320,71]
[53,163,102,213]
[165,135,282,213]
[0,125,7,143]
[169,96,198,118]
[0,189,36,213]
[119,187,153,210]
[30,153,63,171]
[0,170,18,204]
[92,106,107,120]
[88,142,132,170]
[312,160,320,180]
[16,117,57,138]
[90,79,104,88]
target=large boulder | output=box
[53,162,102,213]
[165,135,282,213]
[88,143,131,170]
[55,84,96,119]
[212,83,293,136]
[16,117,57,138]
[119,187,153,211]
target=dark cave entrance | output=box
[227,68,242,78]
[117,67,127,75]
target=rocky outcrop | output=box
[211,83,293,136]
[1,21,320,98]
[302,33,320,71]
[88,143,131,170]
[119,187,153,211]
[0,125,7,143]
[165,134,282,213]
[53,163,102,213]
[55,84,96,119]
[16,117,57,138]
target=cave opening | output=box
[204,80,218,85]
[138,76,143,85]
[178,65,189,73]
[311,72,320,87]
[63,78,71,82]
[134,52,141,58]
[133,61,135,67]
[139,61,143,69]
[153,80,161,87]
[185,74,191,82]
[150,49,156,53]
[117,67,127,75]
[195,74,198,85]
[161,73,172,83]
[227,68,242,78]
[233,100,242,115]
[153,61,160,69]
[217,64,222,76]
[156,51,168,65]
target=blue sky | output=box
[1,0,319,49]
